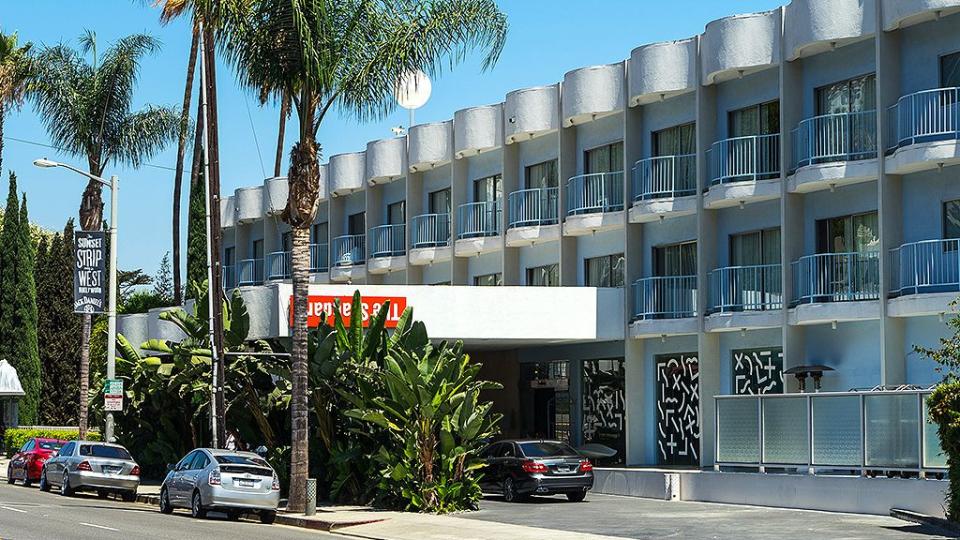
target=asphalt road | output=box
[0,482,352,540]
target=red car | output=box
[7,438,67,486]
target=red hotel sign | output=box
[289,295,407,328]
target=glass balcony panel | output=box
[565,172,624,215]
[791,252,880,304]
[889,239,960,296]
[762,397,808,465]
[708,134,780,185]
[632,154,696,201]
[811,395,861,467]
[331,235,365,266]
[458,201,501,239]
[631,276,697,320]
[888,88,960,150]
[792,111,877,169]
[507,187,559,228]
[309,243,329,273]
[717,398,760,464]
[410,213,451,249]
[864,393,920,469]
[923,396,948,469]
[369,224,406,258]
[708,264,782,313]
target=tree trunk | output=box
[0,103,5,176]
[287,225,311,512]
[274,92,290,178]
[78,313,90,439]
[172,27,200,306]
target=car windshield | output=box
[215,454,270,467]
[79,444,131,460]
[37,441,63,451]
[519,442,578,457]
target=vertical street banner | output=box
[74,231,106,314]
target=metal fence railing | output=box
[792,251,880,305]
[410,213,451,249]
[888,87,960,151]
[331,235,365,267]
[890,238,960,297]
[222,265,236,289]
[266,251,290,280]
[708,264,782,314]
[566,171,624,215]
[708,134,780,185]
[458,201,501,239]
[631,275,697,320]
[632,154,697,201]
[792,110,877,169]
[310,243,329,273]
[508,187,559,228]
[369,224,406,258]
[236,258,264,286]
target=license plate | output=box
[238,479,255,487]
[555,466,573,474]
[103,466,122,474]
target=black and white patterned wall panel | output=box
[581,359,625,463]
[733,348,784,395]
[656,353,699,467]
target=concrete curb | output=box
[890,508,960,536]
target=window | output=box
[474,273,502,286]
[311,222,328,244]
[223,247,235,267]
[429,188,451,215]
[479,443,501,459]
[498,443,516,458]
[944,200,960,240]
[730,229,781,266]
[525,159,558,189]
[527,264,559,287]
[585,253,625,287]
[430,281,451,286]
[387,201,405,225]
[653,123,695,156]
[21,440,34,452]
[348,212,365,236]
[816,212,879,254]
[518,441,578,458]
[252,239,264,261]
[37,441,63,452]
[474,174,502,202]
[942,52,960,88]
[729,101,780,138]
[79,444,132,460]
[816,74,876,115]
[59,442,75,457]
[585,141,624,174]
[177,451,197,471]
[215,454,271,467]
[281,231,292,252]
[189,452,209,470]
[653,242,697,277]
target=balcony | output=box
[330,234,365,283]
[629,154,697,223]
[706,264,782,331]
[310,243,329,273]
[266,251,290,280]
[236,258,264,286]
[505,187,560,247]
[789,111,877,192]
[561,171,624,236]
[409,213,452,265]
[455,201,501,257]
[790,252,880,324]
[887,88,960,174]
[889,239,960,317]
[629,275,698,338]
[368,224,406,275]
[705,134,781,208]
[222,264,236,289]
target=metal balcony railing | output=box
[565,171,624,215]
[266,251,291,280]
[310,243,329,273]
[890,239,960,297]
[791,251,880,305]
[708,264,782,314]
[331,235,365,266]
[410,213,451,249]
[632,154,697,201]
[792,110,877,169]
[507,187,559,228]
[458,201,501,239]
[222,265,236,289]
[888,87,960,150]
[236,258,264,286]
[369,224,406,258]
[708,134,780,185]
[631,275,697,320]
[715,390,946,474]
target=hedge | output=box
[3,427,101,457]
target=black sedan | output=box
[479,440,594,502]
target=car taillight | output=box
[77,461,92,472]
[579,459,593,472]
[130,465,141,476]
[271,473,280,491]
[208,469,221,486]
[521,460,548,474]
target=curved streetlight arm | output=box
[34,159,110,187]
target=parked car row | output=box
[6,437,280,524]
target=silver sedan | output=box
[160,448,280,524]
[40,440,140,501]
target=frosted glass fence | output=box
[715,390,946,474]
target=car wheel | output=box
[121,491,137,503]
[566,491,587,502]
[259,510,276,525]
[21,475,31,488]
[502,477,520,503]
[159,488,173,514]
[60,472,74,497]
[226,510,240,521]
[38,470,50,492]
[97,489,108,499]
[6,465,14,485]
[190,491,207,519]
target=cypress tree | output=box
[0,173,19,351]
[186,168,208,299]
[35,234,51,423]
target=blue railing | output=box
[458,201,501,239]
[310,243,329,273]
[508,187,559,228]
[369,224,405,258]
[222,265,236,289]
[792,110,876,169]
[631,276,697,320]
[890,239,960,297]
[566,171,624,215]
[632,154,697,201]
[708,264,782,314]
[708,134,780,185]
[331,235,365,266]
[792,252,880,305]
[888,88,960,150]
[237,258,264,286]
[410,213,451,249]
[266,251,290,280]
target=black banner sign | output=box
[74,231,106,314]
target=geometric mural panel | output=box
[656,353,699,466]
[733,348,784,395]
[582,359,626,464]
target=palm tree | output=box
[0,31,33,174]
[222,0,507,511]
[30,31,180,439]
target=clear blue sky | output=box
[2,0,783,280]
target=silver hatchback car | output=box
[40,440,140,501]
[160,448,280,524]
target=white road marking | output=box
[79,522,119,531]
[0,505,27,513]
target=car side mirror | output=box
[166,463,176,472]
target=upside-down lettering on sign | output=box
[289,295,407,328]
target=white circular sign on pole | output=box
[394,70,431,129]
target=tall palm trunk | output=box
[0,102,5,175]
[172,27,200,306]
[274,92,290,177]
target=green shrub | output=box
[928,380,960,521]
[4,427,101,457]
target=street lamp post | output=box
[34,158,118,443]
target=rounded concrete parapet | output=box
[504,84,559,144]
[629,38,697,106]
[365,137,406,185]
[701,9,781,85]
[454,104,503,158]
[263,176,288,215]
[882,0,960,30]
[117,313,149,355]
[562,63,625,126]
[221,195,236,228]
[329,151,366,196]
[409,120,453,172]
[785,0,875,60]
[147,307,188,343]
[234,185,264,224]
